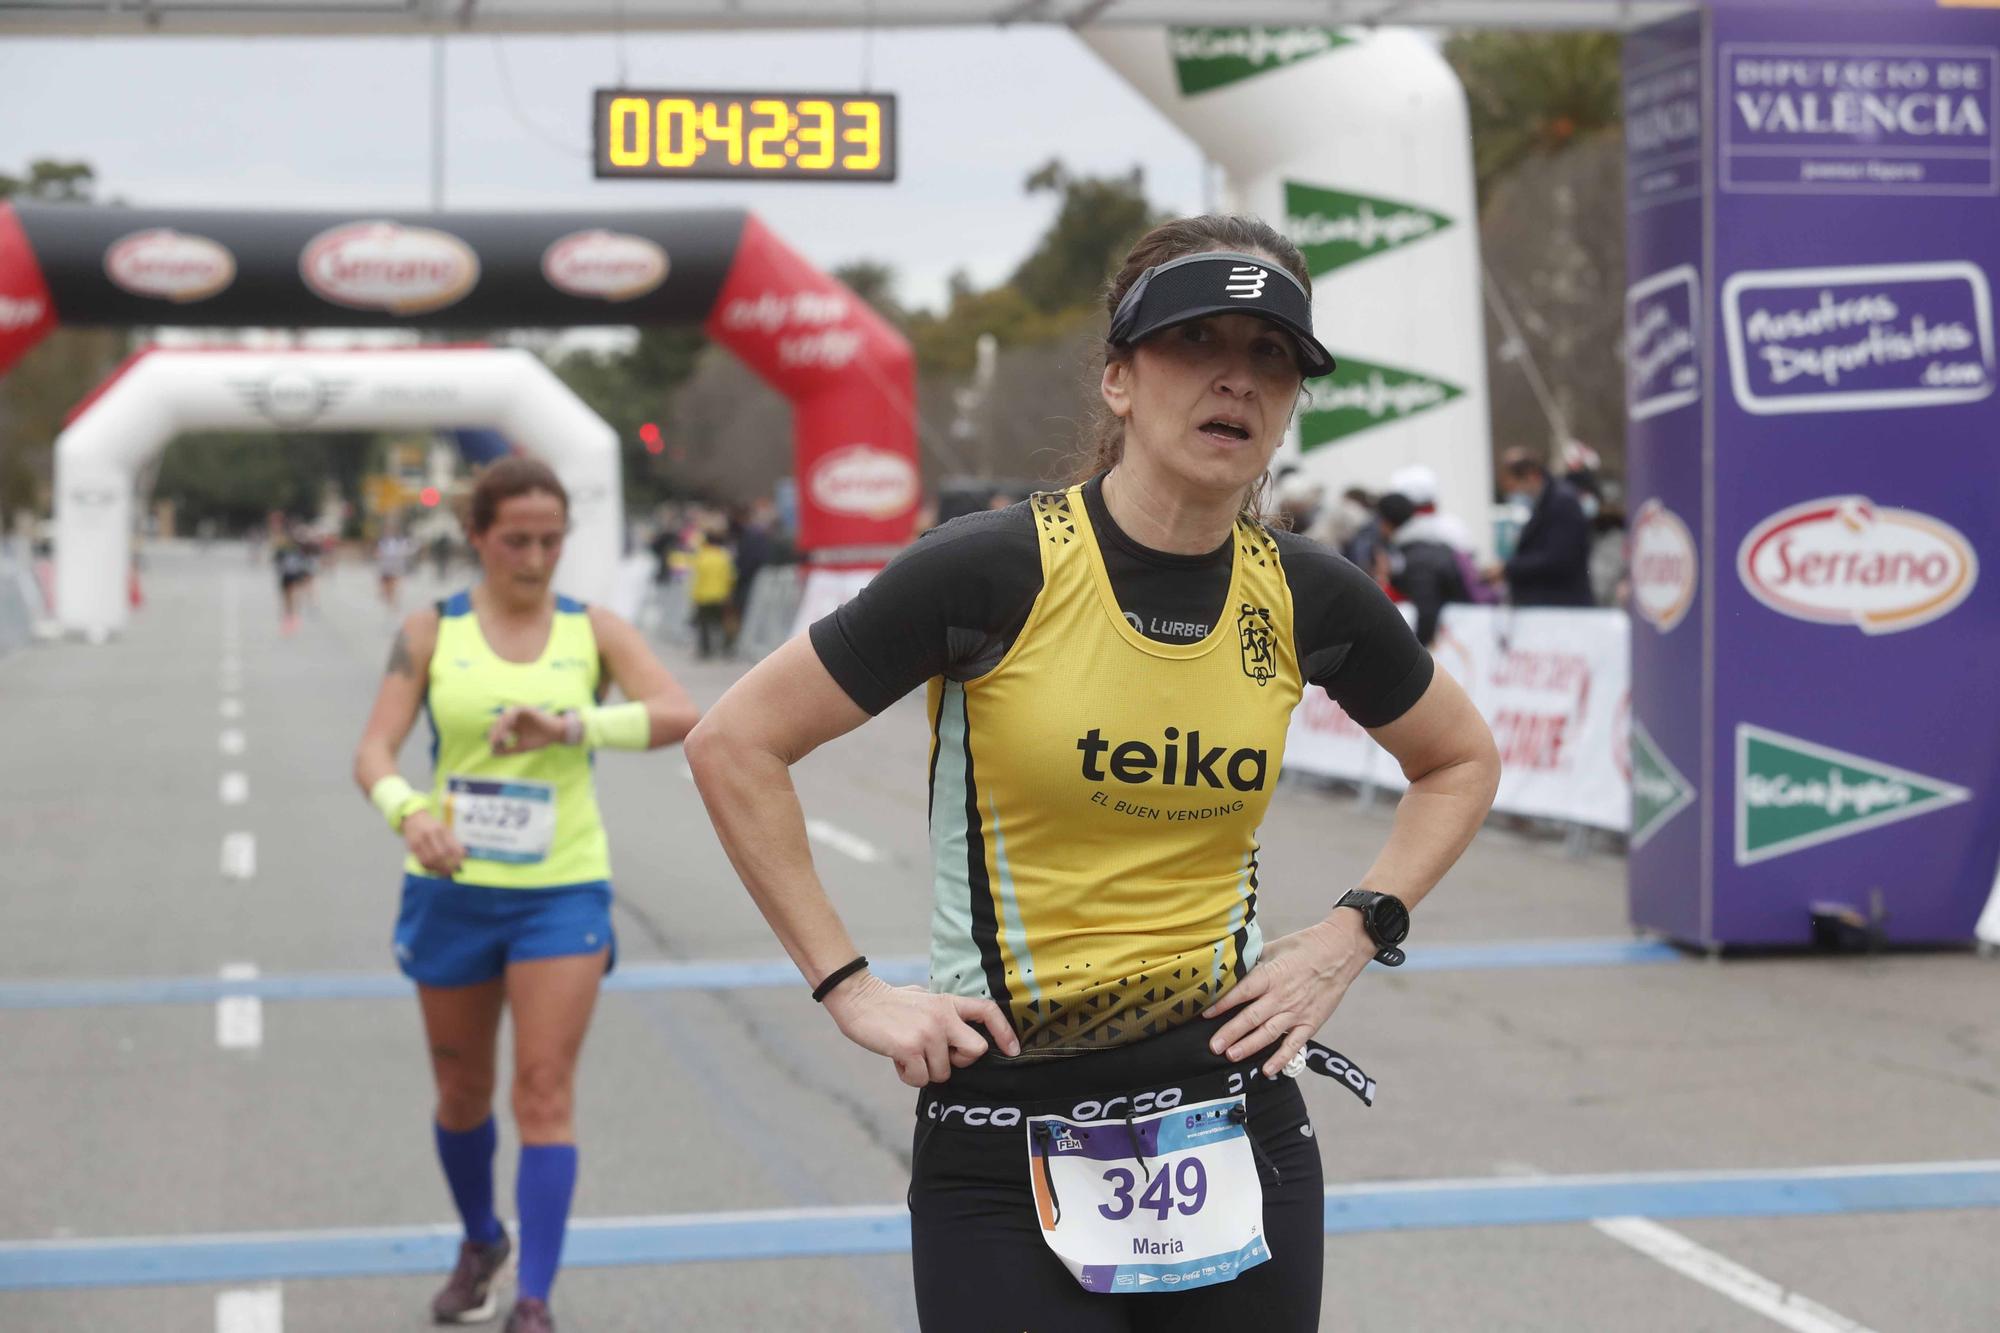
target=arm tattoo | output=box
[386,630,417,679]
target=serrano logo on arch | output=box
[104,228,236,303]
[541,229,668,302]
[1630,499,1697,633]
[1738,496,1976,634]
[809,444,917,520]
[300,221,480,315]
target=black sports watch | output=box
[1335,889,1410,967]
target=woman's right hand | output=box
[823,973,1022,1087]
[402,810,467,878]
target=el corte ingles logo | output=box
[1170,27,1350,96]
[1284,182,1452,277]
[1630,719,1695,850]
[1299,355,1465,451]
[1736,724,1969,865]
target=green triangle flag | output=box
[1735,724,1971,866]
[1285,181,1454,277]
[1631,719,1695,850]
[1170,27,1351,96]
[1298,356,1465,450]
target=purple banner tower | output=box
[1625,0,2000,947]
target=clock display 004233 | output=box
[593,91,897,181]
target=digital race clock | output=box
[592,91,897,182]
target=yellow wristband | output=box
[580,701,651,752]
[368,775,432,833]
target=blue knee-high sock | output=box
[516,1144,578,1303]
[434,1118,505,1246]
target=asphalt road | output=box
[1,545,1995,1332]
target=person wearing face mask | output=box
[352,457,699,1333]
[685,216,1500,1331]
[1488,447,1596,608]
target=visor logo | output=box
[1225,265,1268,299]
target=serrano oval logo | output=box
[105,229,236,303]
[810,444,917,521]
[300,221,479,315]
[1738,496,1977,634]
[542,230,668,302]
[1631,499,1697,633]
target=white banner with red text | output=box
[1285,606,1632,832]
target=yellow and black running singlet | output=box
[812,476,1432,1053]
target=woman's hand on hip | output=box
[402,810,467,878]
[487,705,571,756]
[823,974,1022,1087]
[1203,914,1374,1077]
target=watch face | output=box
[1371,896,1411,945]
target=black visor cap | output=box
[1107,250,1337,379]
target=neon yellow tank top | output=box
[411,590,611,889]
[925,485,1304,1053]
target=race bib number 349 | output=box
[1027,1095,1268,1294]
[445,776,557,864]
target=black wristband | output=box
[811,955,869,1003]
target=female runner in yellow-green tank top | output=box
[353,458,698,1333]
[688,216,1501,1331]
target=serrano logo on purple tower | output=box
[541,230,668,302]
[1631,500,1697,633]
[1722,262,1995,414]
[1738,496,1977,635]
[300,221,480,315]
[104,229,236,303]
[1721,45,1997,195]
[1627,265,1700,420]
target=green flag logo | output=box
[1170,27,1351,96]
[1285,181,1453,276]
[1735,723,1970,866]
[1299,356,1465,450]
[1631,720,1695,849]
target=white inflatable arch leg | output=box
[54,347,621,637]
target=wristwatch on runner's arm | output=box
[1334,889,1410,967]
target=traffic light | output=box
[419,486,441,508]
[640,422,664,455]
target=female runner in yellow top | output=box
[353,458,698,1333]
[688,215,1500,1330]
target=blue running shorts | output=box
[394,875,617,988]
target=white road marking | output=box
[1593,1216,1878,1333]
[220,772,249,806]
[805,819,881,865]
[220,699,244,720]
[215,964,263,1052]
[220,729,247,756]
[221,833,257,880]
[678,759,696,782]
[216,1284,282,1332]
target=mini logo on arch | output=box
[1237,603,1277,684]
[1738,496,1976,634]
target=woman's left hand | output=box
[1203,912,1376,1077]
[487,705,572,756]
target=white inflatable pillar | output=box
[1080,26,1493,552]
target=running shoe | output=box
[431,1231,513,1324]
[503,1297,555,1333]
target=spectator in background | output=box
[1377,493,1469,646]
[1386,464,1476,555]
[728,498,776,650]
[1310,485,1377,558]
[688,524,737,659]
[1275,470,1324,535]
[1490,448,1595,607]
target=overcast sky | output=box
[0,27,1211,312]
